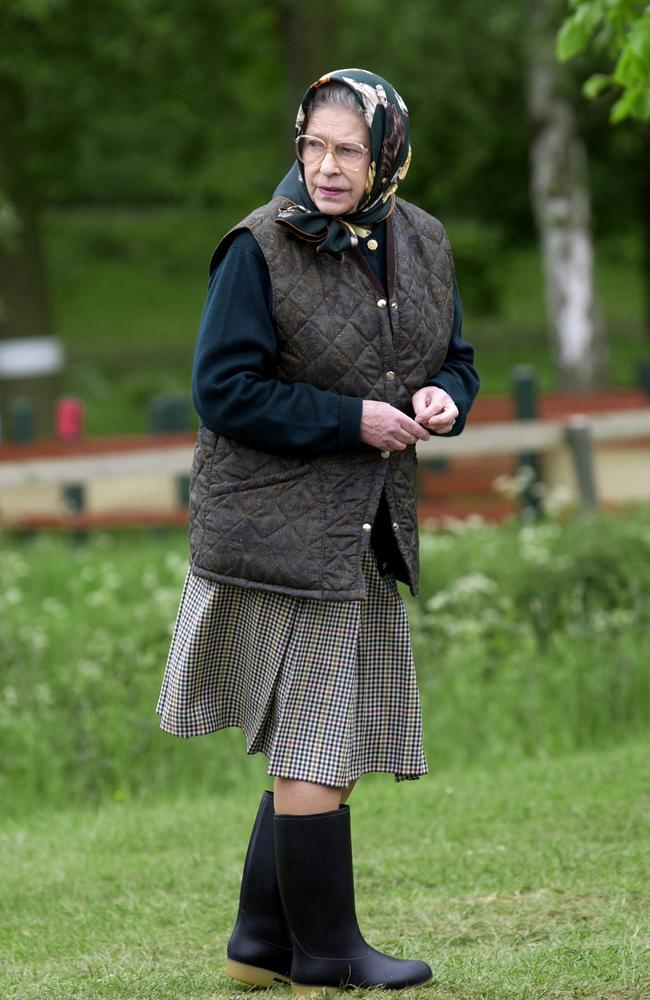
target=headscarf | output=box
[274,68,412,260]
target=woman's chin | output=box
[313,192,356,216]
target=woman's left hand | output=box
[411,387,459,434]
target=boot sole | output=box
[226,959,292,987]
[291,977,433,994]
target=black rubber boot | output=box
[226,790,293,987]
[274,806,432,993]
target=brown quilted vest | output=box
[188,195,454,600]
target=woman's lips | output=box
[318,187,347,197]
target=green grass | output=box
[42,208,650,435]
[1,739,649,999]
[2,511,649,996]
[2,508,650,819]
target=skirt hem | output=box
[157,713,427,786]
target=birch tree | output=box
[528,0,607,390]
[558,1,650,342]
[558,0,650,122]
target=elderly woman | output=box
[157,68,478,992]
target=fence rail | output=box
[417,409,650,459]
[1,408,649,526]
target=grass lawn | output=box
[1,739,649,999]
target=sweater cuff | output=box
[338,395,363,450]
[425,377,466,437]
[425,374,462,410]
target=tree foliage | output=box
[0,1,646,273]
[0,0,643,227]
[0,0,287,209]
[557,0,650,121]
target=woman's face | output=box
[302,106,371,216]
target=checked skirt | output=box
[156,548,427,787]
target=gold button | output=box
[377,298,387,308]
[380,450,390,459]
[385,370,395,381]
[367,239,379,251]
[362,523,372,532]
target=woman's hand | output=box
[412,386,459,435]
[360,400,430,451]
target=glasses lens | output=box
[297,136,326,163]
[296,136,367,168]
[334,143,366,167]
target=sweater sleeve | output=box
[191,230,362,455]
[424,280,480,436]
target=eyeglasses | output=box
[295,134,369,171]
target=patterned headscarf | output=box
[274,68,411,260]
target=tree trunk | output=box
[527,1,607,390]
[271,1,339,136]
[0,77,60,440]
[0,80,52,339]
[641,126,650,342]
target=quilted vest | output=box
[188,195,454,601]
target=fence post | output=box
[565,415,599,512]
[639,361,650,398]
[56,397,86,442]
[62,482,87,543]
[511,365,542,519]
[8,397,34,443]
[148,394,192,511]
[148,394,190,434]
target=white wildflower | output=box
[42,597,66,618]
[85,590,109,607]
[78,660,102,679]
[4,686,18,705]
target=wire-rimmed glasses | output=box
[295,134,369,172]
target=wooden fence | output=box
[1,402,649,530]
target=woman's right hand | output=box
[360,400,430,452]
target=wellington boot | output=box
[274,806,432,993]
[226,791,292,987]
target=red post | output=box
[56,397,86,443]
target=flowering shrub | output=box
[1,508,649,815]
[413,508,650,763]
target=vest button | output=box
[377,298,387,308]
[392,521,400,531]
[362,522,372,532]
[384,370,395,381]
[380,450,390,459]
[390,300,398,310]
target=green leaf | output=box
[610,83,645,122]
[626,13,650,62]
[583,72,612,98]
[614,44,645,87]
[557,4,604,61]
[557,15,592,60]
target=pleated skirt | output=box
[156,548,427,787]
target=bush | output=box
[443,218,507,315]
[412,511,650,764]
[1,508,649,816]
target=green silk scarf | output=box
[274,68,412,260]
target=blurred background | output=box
[1,0,650,808]
[0,0,649,445]
[1,10,650,996]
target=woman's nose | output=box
[319,151,340,174]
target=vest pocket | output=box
[207,462,310,497]
[198,467,325,592]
